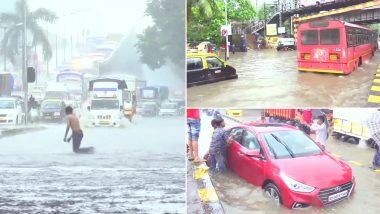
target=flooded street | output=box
[195,111,380,214]
[187,50,379,108]
[0,116,185,214]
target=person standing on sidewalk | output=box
[366,110,380,170]
[187,108,205,163]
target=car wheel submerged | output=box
[264,183,283,206]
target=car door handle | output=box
[238,152,244,156]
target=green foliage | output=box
[187,0,255,45]
[0,0,57,65]
[136,0,184,70]
[257,4,276,21]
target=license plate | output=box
[99,121,110,124]
[215,70,221,73]
[328,190,348,202]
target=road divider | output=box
[0,126,46,138]
[188,161,224,214]
[367,65,380,105]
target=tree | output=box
[257,4,276,21]
[187,0,217,22]
[0,0,57,65]
[136,0,184,71]
[187,0,255,45]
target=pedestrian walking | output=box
[209,115,229,174]
[310,115,328,147]
[187,108,205,163]
[366,111,380,169]
[231,43,236,54]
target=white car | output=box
[0,97,24,125]
[159,103,179,116]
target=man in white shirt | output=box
[310,115,328,146]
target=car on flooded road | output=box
[226,122,355,209]
[187,52,238,87]
[39,99,66,122]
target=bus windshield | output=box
[301,30,318,45]
[91,100,119,110]
[45,91,67,99]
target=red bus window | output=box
[301,30,318,45]
[320,29,340,45]
[347,34,353,47]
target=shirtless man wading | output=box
[63,106,83,153]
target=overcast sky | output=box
[1,0,152,37]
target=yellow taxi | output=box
[187,52,238,87]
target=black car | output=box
[39,99,66,122]
[187,52,238,87]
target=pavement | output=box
[0,125,46,138]
[367,63,380,106]
[187,161,224,214]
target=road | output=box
[187,50,379,108]
[195,110,380,214]
[0,115,185,214]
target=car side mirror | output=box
[87,106,90,111]
[245,150,263,159]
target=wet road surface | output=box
[187,50,379,108]
[196,111,380,214]
[0,115,185,214]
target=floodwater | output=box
[196,111,380,214]
[0,116,185,213]
[187,50,379,108]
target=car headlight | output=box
[280,172,315,193]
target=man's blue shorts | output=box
[187,118,201,141]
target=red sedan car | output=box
[226,122,355,209]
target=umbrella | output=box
[366,110,380,146]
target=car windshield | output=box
[91,100,119,110]
[0,100,15,109]
[42,101,61,109]
[262,130,322,159]
[162,103,177,109]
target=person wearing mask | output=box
[187,108,205,163]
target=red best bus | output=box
[297,20,377,74]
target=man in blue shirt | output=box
[209,116,229,174]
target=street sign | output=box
[278,27,286,34]
[220,24,232,36]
